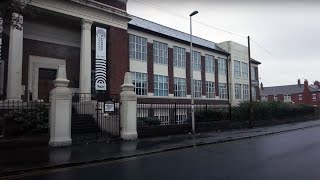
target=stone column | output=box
[120,72,138,140]
[80,19,93,94]
[7,13,23,101]
[49,65,72,147]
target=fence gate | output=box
[71,93,120,144]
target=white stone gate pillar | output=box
[80,19,93,94]
[7,13,23,100]
[120,72,138,140]
[49,65,72,147]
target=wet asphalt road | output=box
[14,126,320,180]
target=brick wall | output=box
[186,52,191,95]
[147,42,154,93]
[168,47,174,95]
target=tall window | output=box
[284,95,291,101]
[243,84,249,100]
[205,55,214,73]
[219,83,228,99]
[251,66,257,80]
[192,51,201,71]
[153,41,168,64]
[174,77,186,97]
[252,87,256,101]
[218,58,227,75]
[154,75,168,96]
[235,83,242,99]
[234,60,241,78]
[206,81,215,98]
[173,46,186,68]
[242,62,249,79]
[129,35,147,61]
[193,80,202,98]
[132,72,148,96]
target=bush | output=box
[195,109,230,122]
[0,105,49,137]
[137,117,161,126]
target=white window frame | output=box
[261,96,268,102]
[251,66,256,80]
[153,41,168,65]
[242,62,249,80]
[192,51,201,71]
[193,80,202,98]
[129,34,147,61]
[299,94,302,100]
[235,83,242,99]
[274,95,278,101]
[173,46,186,68]
[243,84,249,100]
[174,77,186,97]
[154,74,168,96]
[218,58,227,75]
[205,54,214,73]
[206,81,215,98]
[234,60,241,78]
[132,72,148,96]
[313,94,316,100]
[284,94,291,102]
[219,83,228,99]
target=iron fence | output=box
[0,100,49,138]
[71,93,121,143]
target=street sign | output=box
[104,101,114,112]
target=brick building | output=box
[0,0,260,106]
[260,80,320,106]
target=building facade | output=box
[260,80,320,106]
[217,41,261,106]
[0,0,260,107]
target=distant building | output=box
[260,79,320,106]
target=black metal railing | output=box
[0,100,49,138]
[71,93,121,143]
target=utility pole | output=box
[248,36,253,128]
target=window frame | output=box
[242,62,249,79]
[205,54,215,73]
[218,58,227,75]
[299,94,302,100]
[206,81,215,98]
[193,80,202,98]
[235,83,242,99]
[132,72,148,96]
[243,84,249,100]
[153,41,168,65]
[154,74,169,96]
[313,94,316,100]
[129,34,147,61]
[174,77,186,97]
[192,51,201,71]
[234,60,241,78]
[219,83,228,99]
[173,46,186,68]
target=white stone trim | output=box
[154,64,168,76]
[174,67,186,78]
[28,0,129,30]
[130,60,147,73]
[28,55,66,101]
[206,72,215,82]
[193,71,202,80]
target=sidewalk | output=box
[1,119,320,177]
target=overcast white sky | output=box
[127,0,320,87]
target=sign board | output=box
[95,27,107,91]
[104,101,115,112]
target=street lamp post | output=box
[190,10,198,134]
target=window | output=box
[206,81,215,98]
[154,75,168,96]
[132,72,148,96]
[299,94,302,100]
[218,58,227,75]
[173,46,186,68]
[153,41,168,64]
[261,96,268,102]
[234,60,241,78]
[313,94,316,100]
[174,77,186,97]
[284,95,291,102]
[192,51,201,71]
[274,96,278,101]
[129,35,147,61]
[242,62,249,79]
[235,83,242,99]
[193,80,202,98]
[205,55,214,73]
[251,66,257,80]
[252,87,257,101]
[243,84,249,100]
[219,83,228,99]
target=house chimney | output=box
[304,79,309,89]
[260,82,264,90]
[298,79,301,87]
[314,80,320,88]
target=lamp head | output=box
[190,11,198,17]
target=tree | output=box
[0,0,30,30]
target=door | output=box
[38,68,57,102]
